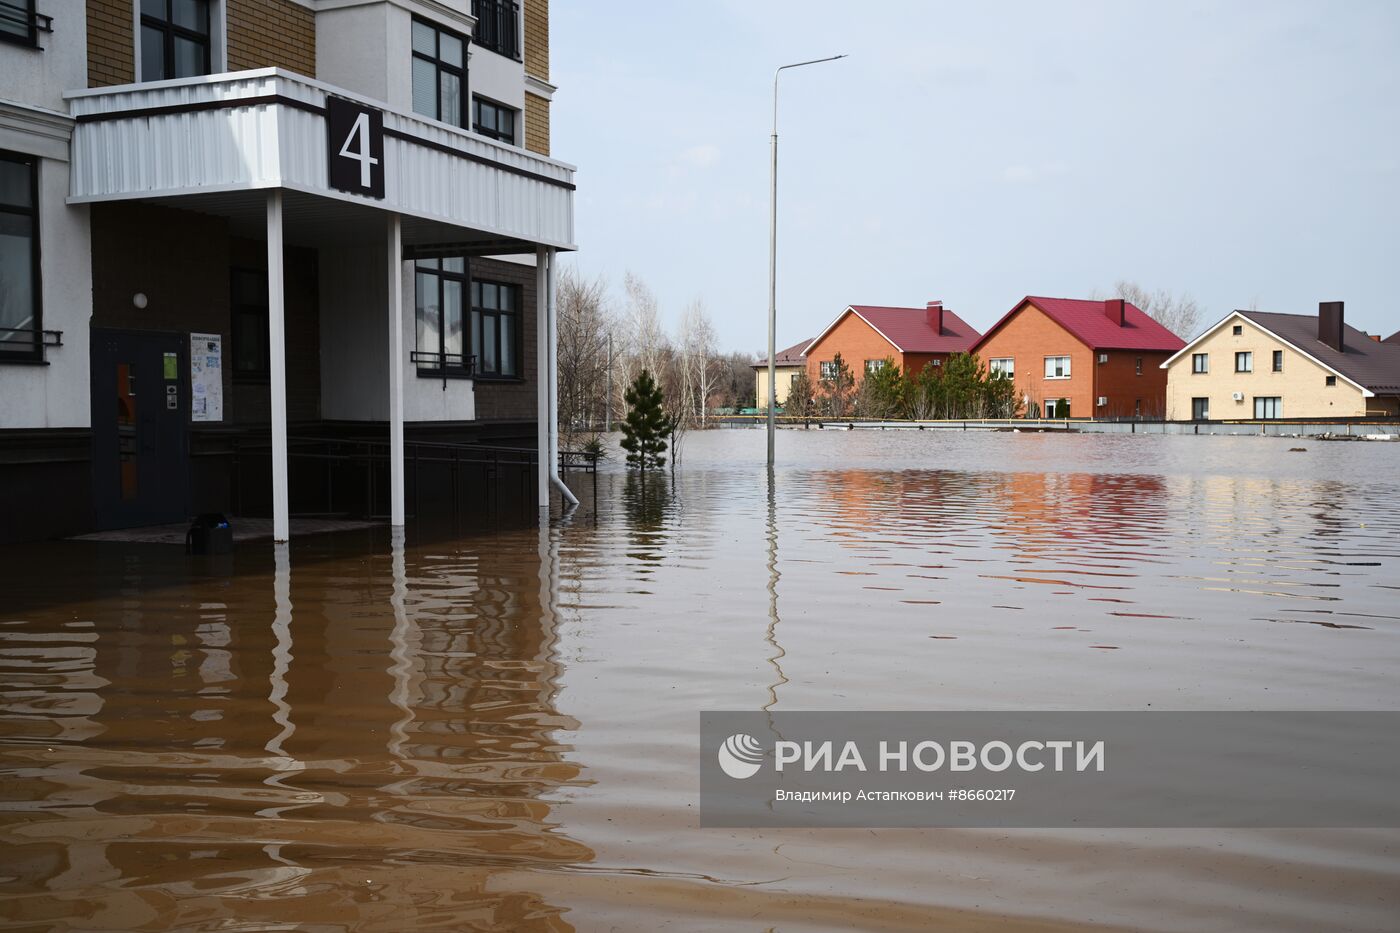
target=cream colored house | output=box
[753,339,811,410]
[1162,303,1400,421]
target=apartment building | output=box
[0,0,574,543]
[1161,302,1400,421]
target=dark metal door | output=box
[90,329,190,529]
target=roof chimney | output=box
[926,300,943,335]
[1105,298,1126,327]
[1318,301,1344,352]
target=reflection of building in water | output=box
[0,530,590,929]
[804,466,1168,565]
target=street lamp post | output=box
[768,54,847,469]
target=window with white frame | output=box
[1254,396,1281,419]
[1044,355,1071,379]
[819,360,838,381]
[864,359,885,374]
[989,357,1014,378]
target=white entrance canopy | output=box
[64,69,577,539]
[65,68,575,251]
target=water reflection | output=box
[763,469,787,712]
[620,472,673,571]
[0,525,590,931]
[4,431,1400,931]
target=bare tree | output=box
[1102,280,1202,340]
[556,267,612,443]
[676,299,719,426]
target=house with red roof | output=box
[802,301,981,387]
[970,297,1186,419]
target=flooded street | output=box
[3,430,1399,931]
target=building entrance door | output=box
[90,329,190,529]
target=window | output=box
[411,17,467,127]
[1235,351,1252,373]
[471,0,520,59]
[414,257,469,376]
[472,97,517,145]
[140,0,212,82]
[0,0,50,48]
[1325,375,1337,387]
[1272,350,1283,373]
[470,277,521,378]
[1232,324,1243,336]
[0,151,41,362]
[1097,352,1108,364]
[1044,355,1071,379]
[1192,352,1209,374]
[1192,397,1210,420]
[230,268,268,380]
[1254,396,1282,419]
[989,357,1014,379]
[1134,398,1142,417]
[819,360,838,381]
[789,372,799,385]
[1045,398,1069,418]
[1135,356,1143,375]
[864,359,885,374]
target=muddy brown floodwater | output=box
[2,430,1399,932]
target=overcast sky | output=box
[551,0,1399,352]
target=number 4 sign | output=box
[326,96,385,199]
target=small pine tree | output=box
[619,370,674,472]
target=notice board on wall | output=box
[190,332,223,422]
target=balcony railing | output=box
[472,0,520,60]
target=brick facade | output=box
[86,1,314,86]
[469,258,538,425]
[974,305,1095,417]
[522,0,550,155]
[523,0,549,82]
[227,0,316,75]
[975,304,1173,418]
[805,311,907,385]
[523,92,550,155]
[87,0,135,87]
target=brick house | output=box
[802,302,981,385]
[1161,302,1400,420]
[971,297,1185,418]
[0,0,574,542]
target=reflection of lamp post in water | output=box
[763,470,787,712]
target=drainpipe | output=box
[541,247,578,508]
